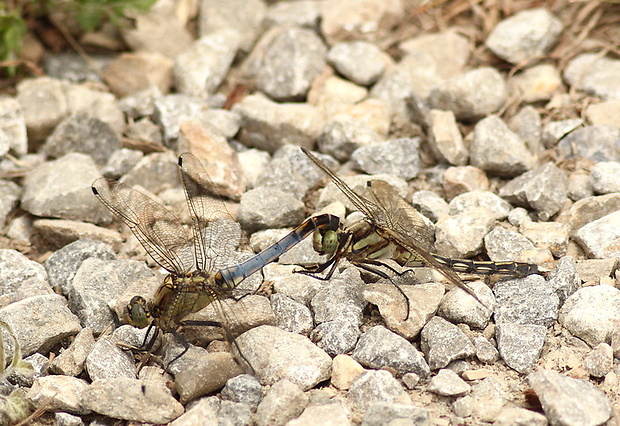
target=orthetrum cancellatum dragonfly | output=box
[92,152,339,363]
[300,148,539,308]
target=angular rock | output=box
[520,221,569,258]
[120,151,178,195]
[311,267,366,326]
[442,166,489,201]
[327,41,390,86]
[496,322,546,373]
[427,109,467,165]
[152,94,207,143]
[0,294,81,357]
[469,377,507,422]
[449,190,512,220]
[102,51,173,97]
[21,153,112,223]
[265,264,328,305]
[499,162,569,220]
[264,1,322,29]
[559,285,620,346]
[493,275,559,326]
[557,125,620,162]
[27,376,90,415]
[361,402,429,426]
[234,325,332,390]
[428,369,470,397]
[120,2,193,58]
[591,161,620,195]
[321,0,405,44]
[237,187,306,232]
[44,239,116,297]
[178,120,246,199]
[174,31,240,97]
[350,138,421,179]
[43,114,121,165]
[34,219,123,251]
[49,327,95,377]
[85,337,136,381]
[331,354,365,391]
[199,0,266,52]
[365,280,445,340]
[169,397,218,425]
[348,370,409,411]
[317,116,383,161]
[437,280,494,330]
[271,293,313,335]
[255,145,338,200]
[528,369,612,426]
[254,379,309,426]
[255,27,326,101]
[546,256,580,303]
[100,148,145,180]
[81,377,184,423]
[485,9,563,64]
[174,350,244,403]
[472,336,499,364]
[234,94,324,153]
[16,77,69,143]
[574,210,620,259]
[420,316,475,370]
[563,53,620,101]
[429,68,507,121]
[470,115,535,177]
[288,402,352,426]
[509,64,562,103]
[0,180,21,228]
[311,319,359,356]
[494,407,548,426]
[352,325,430,377]
[221,374,263,409]
[0,96,27,156]
[584,343,613,378]
[434,207,496,258]
[0,249,53,308]
[483,226,536,263]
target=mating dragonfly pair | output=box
[92,149,539,364]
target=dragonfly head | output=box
[313,228,339,256]
[127,296,152,329]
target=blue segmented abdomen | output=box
[217,213,341,287]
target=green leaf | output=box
[2,389,32,424]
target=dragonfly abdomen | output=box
[432,254,540,277]
[218,214,341,287]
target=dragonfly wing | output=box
[302,148,385,222]
[382,227,481,300]
[178,152,240,273]
[368,180,435,253]
[92,178,193,274]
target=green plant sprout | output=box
[0,321,33,425]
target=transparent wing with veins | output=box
[92,178,194,275]
[178,152,241,273]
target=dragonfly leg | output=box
[167,330,192,369]
[294,255,341,281]
[352,260,412,322]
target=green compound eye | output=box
[320,230,339,256]
[127,296,151,329]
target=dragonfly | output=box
[300,148,539,311]
[92,152,340,365]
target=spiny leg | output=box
[352,260,412,321]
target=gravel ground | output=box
[1,0,620,424]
